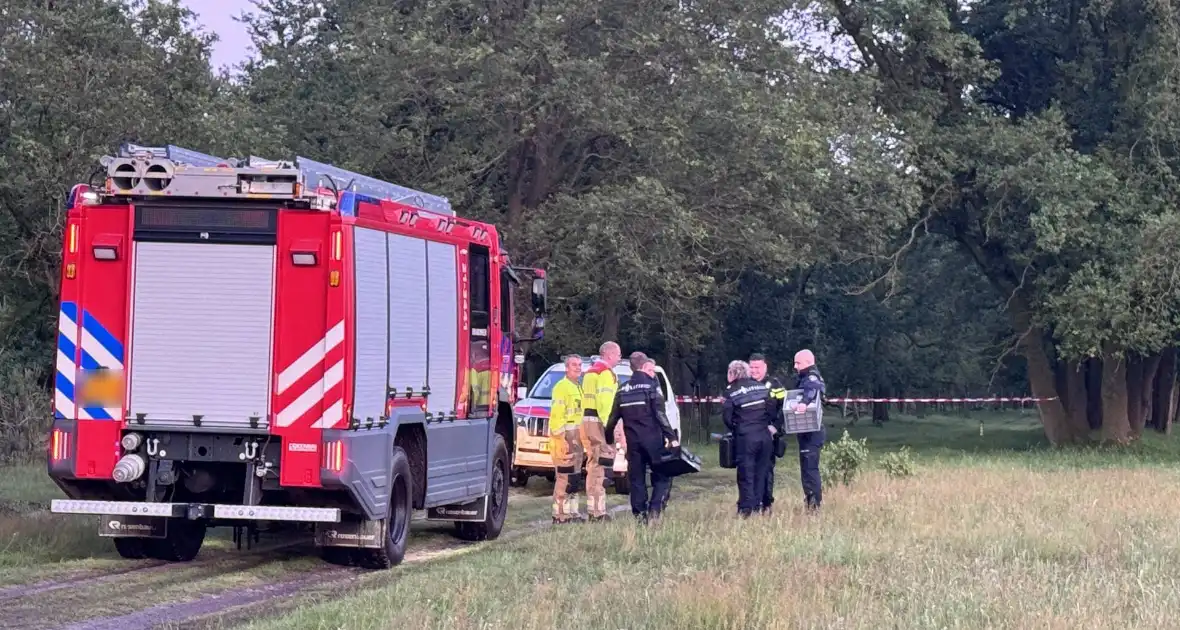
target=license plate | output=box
[78,368,125,407]
[539,440,549,453]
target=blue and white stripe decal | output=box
[54,302,79,420]
[54,301,125,421]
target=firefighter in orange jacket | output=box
[580,341,621,521]
[549,355,586,523]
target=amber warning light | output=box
[78,368,125,408]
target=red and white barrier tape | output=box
[674,396,1055,404]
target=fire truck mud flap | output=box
[313,519,387,549]
[425,496,489,522]
[319,426,396,521]
[100,514,168,539]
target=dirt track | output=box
[0,478,726,630]
[0,501,636,630]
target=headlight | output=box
[514,414,526,425]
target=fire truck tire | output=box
[510,468,529,487]
[112,537,151,559]
[354,446,412,570]
[613,474,630,495]
[145,519,206,562]
[319,546,354,567]
[453,434,509,542]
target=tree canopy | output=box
[3,0,1180,455]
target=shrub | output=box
[0,363,49,465]
[819,429,869,489]
[879,446,917,478]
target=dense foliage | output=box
[3,0,1180,455]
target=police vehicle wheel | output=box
[354,446,412,569]
[112,537,151,559]
[145,519,206,562]
[510,468,529,487]
[454,434,509,542]
[613,474,630,496]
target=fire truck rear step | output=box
[50,499,341,522]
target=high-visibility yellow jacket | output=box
[549,377,583,434]
[581,361,618,424]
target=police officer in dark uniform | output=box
[604,352,679,523]
[721,360,777,518]
[791,349,827,511]
[748,353,786,515]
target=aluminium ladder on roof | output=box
[117,144,454,216]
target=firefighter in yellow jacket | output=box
[549,355,586,523]
[580,341,621,521]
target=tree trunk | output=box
[1061,360,1089,435]
[1010,298,1082,445]
[601,299,620,342]
[1085,357,1103,430]
[871,383,890,426]
[1125,355,1147,438]
[1100,346,1132,443]
[1165,382,1175,436]
[1151,348,1176,432]
[504,143,527,232]
[1127,352,1161,438]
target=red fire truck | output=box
[47,144,547,569]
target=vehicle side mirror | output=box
[531,277,547,315]
[517,386,528,399]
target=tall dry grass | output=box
[235,414,1180,630]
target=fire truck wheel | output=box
[145,519,206,562]
[453,434,509,542]
[613,474,630,495]
[510,468,529,487]
[112,537,151,559]
[318,546,354,567]
[354,446,412,570]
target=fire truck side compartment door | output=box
[352,227,388,422]
[423,241,488,505]
[387,234,428,395]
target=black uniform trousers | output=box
[797,427,826,509]
[735,430,772,515]
[762,436,779,510]
[626,440,672,516]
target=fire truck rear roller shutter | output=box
[353,227,389,422]
[426,241,458,415]
[388,234,428,396]
[127,242,275,427]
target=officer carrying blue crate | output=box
[791,349,827,511]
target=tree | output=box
[238,0,912,373]
[812,0,1180,444]
[0,0,234,457]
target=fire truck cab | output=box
[47,144,547,569]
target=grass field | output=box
[7,410,1180,629]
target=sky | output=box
[180,0,254,71]
[178,1,855,73]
